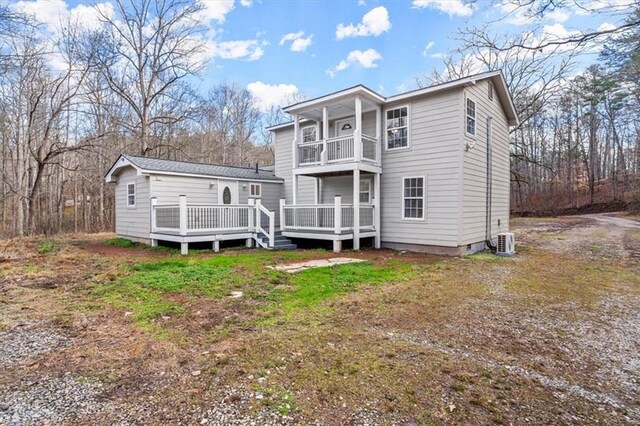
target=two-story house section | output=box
[270,70,518,255]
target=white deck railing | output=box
[151,196,275,247]
[279,197,374,234]
[297,133,378,167]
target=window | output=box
[126,183,135,207]
[302,126,317,143]
[402,177,424,220]
[250,183,261,197]
[386,106,408,150]
[359,179,371,204]
[466,98,476,136]
[488,81,494,101]
[222,186,232,204]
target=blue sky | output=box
[12,0,627,110]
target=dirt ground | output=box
[0,213,639,425]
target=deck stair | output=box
[257,231,296,250]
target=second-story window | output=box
[466,98,476,136]
[302,126,316,143]
[386,106,408,150]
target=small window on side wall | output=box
[127,183,135,207]
[402,177,424,220]
[488,81,494,101]
[466,98,476,136]
[250,183,261,197]
[359,179,371,204]
[386,106,408,150]
[302,126,316,143]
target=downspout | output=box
[485,116,496,251]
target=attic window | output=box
[488,81,494,100]
[466,98,476,136]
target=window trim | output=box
[488,81,494,101]
[301,124,318,143]
[249,183,262,198]
[126,182,136,208]
[465,96,477,138]
[384,104,410,151]
[401,175,426,221]
[359,178,372,204]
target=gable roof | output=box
[267,70,518,130]
[105,154,282,183]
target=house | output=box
[105,70,517,255]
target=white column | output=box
[322,106,329,165]
[292,114,299,170]
[248,198,255,231]
[150,197,157,232]
[354,97,362,162]
[374,172,381,249]
[181,242,188,255]
[334,195,341,234]
[292,175,298,204]
[179,195,187,236]
[213,240,220,252]
[279,198,286,230]
[376,105,382,164]
[353,169,360,250]
[333,239,342,253]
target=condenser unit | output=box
[496,233,515,256]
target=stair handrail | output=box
[255,199,275,247]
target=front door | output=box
[335,117,355,137]
[218,180,238,204]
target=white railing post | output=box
[322,106,328,165]
[269,210,275,248]
[334,195,341,235]
[354,96,362,162]
[279,198,285,230]
[150,197,157,232]
[376,105,382,165]
[179,195,187,236]
[248,198,255,231]
[254,198,261,233]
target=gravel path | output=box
[0,324,70,369]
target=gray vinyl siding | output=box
[379,89,462,247]
[115,167,150,241]
[460,80,510,244]
[319,174,375,204]
[274,126,316,204]
[150,174,217,204]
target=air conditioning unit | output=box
[496,233,515,256]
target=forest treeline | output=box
[1,0,639,237]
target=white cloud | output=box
[496,1,571,26]
[208,39,265,61]
[327,48,382,78]
[247,81,300,111]
[422,41,435,57]
[431,52,446,59]
[412,0,473,17]
[240,0,253,6]
[598,22,617,32]
[336,6,391,39]
[279,31,313,52]
[547,8,570,23]
[541,23,576,41]
[13,0,114,33]
[197,0,235,24]
[358,0,366,5]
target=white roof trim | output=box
[282,85,385,114]
[104,155,283,184]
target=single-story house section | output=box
[104,154,290,254]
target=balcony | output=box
[297,134,378,167]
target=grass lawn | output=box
[1,219,639,424]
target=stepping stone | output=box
[268,257,367,273]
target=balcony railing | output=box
[279,197,374,234]
[297,133,379,167]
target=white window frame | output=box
[359,178,372,204]
[401,176,425,221]
[384,105,410,151]
[126,182,136,208]
[465,97,476,138]
[302,125,317,143]
[488,81,494,101]
[250,183,262,198]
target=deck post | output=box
[333,239,342,253]
[179,195,187,236]
[180,243,188,255]
[279,198,285,230]
[248,198,255,231]
[374,173,381,248]
[375,105,382,165]
[150,197,157,232]
[213,240,220,252]
[354,96,362,162]
[292,175,298,204]
[334,195,341,234]
[293,114,300,170]
[254,198,261,233]
[246,238,254,248]
[353,169,360,250]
